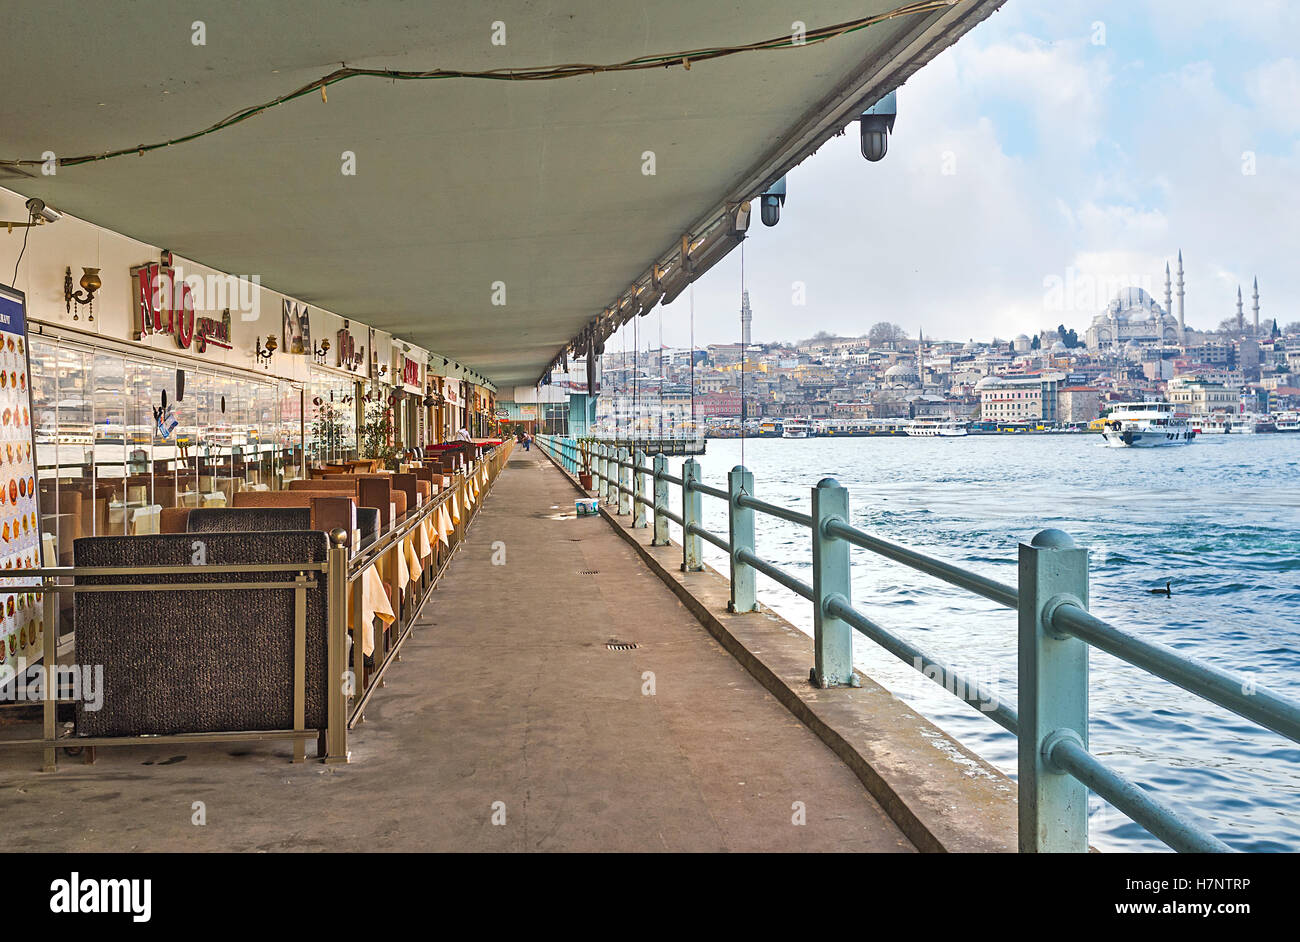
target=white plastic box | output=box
[575,497,599,516]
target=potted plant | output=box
[578,437,593,490]
[310,398,348,465]
[360,398,402,471]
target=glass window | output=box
[29,340,298,528]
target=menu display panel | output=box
[0,285,43,678]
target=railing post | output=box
[618,448,631,515]
[325,529,351,762]
[633,449,647,528]
[652,454,670,546]
[604,446,616,506]
[1018,528,1089,853]
[811,478,854,687]
[681,458,703,572]
[727,466,757,612]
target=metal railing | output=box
[535,435,1300,853]
[0,441,512,770]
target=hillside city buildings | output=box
[566,254,1300,437]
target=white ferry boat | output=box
[1100,402,1194,447]
[783,419,812,439]
[906,417,968,438]
[1196,413,1257,435]
[1276,411,1300,432]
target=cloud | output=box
[639,2,1299,353]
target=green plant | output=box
[310,401,347,462]
[360,398,402,470]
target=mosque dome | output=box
[1104,286,1166,321]
[884,362,919,385]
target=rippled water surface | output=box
[662,434,1300,851]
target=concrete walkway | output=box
[0,459,913,852]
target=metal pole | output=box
[325,530,350,762]
[652,454,670,546]
[618,448,631,515]
[811,478,853,687]
[606,446,617,507]
[633,449,647,528]
[1018,528,1090,853]
[681,457,703,572]
[41,576,57,772]
[727,466,757,612]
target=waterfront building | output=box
[1059,387,1102,425]
[1168,373,1240,416]
[976,373,1065,424]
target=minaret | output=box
[1252,277,1260,336]
[1175,250,1186,345]
[1236,286,1244,333]
[1170,258,1180,340]
[917,327,924,384]
[740,290,752,348]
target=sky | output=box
[619,0,1300,353]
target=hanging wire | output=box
[658,303,664,442]
[633,310,639,453]
[740,241,746,468]
[0,3,951,171]
[689,284,696,442]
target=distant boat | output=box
[1101,402,1194,447]
[783,419,811,439]
[1276,411,1300,432]
[1196,413,1258,435]
[906,416,968,438]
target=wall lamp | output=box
[313,337,331,364]
[255,334,278,367]
[64,266,101,321]
[860,90,897,162]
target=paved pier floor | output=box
[0,459,913,852]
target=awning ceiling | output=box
[0,0,1002,386]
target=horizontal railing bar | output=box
[825,518,1018,609]
[30,562,327,577]
[657,471,683,486]
[655,505,683,525]
[1048,736,1232,853]
[634,494,654,507]
[687,523,731,554]
[1052,603,1300,745]
[825,595,1019,735]
[33,581,317,594]
[736,548,813,601]
[737,494,813,528]
[10,729,318,747]
[687,480,728,501]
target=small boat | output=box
[783,419,811,439]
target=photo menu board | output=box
[0,285,42,677]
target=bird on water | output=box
[1148,581,1172,597]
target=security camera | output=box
[24,197,62,223]
[859,90,897,163]
[759,176,787,227]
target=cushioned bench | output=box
[74,531,331,738]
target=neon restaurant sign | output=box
[131,251,233,354]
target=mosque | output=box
[1084,251,1265,351]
